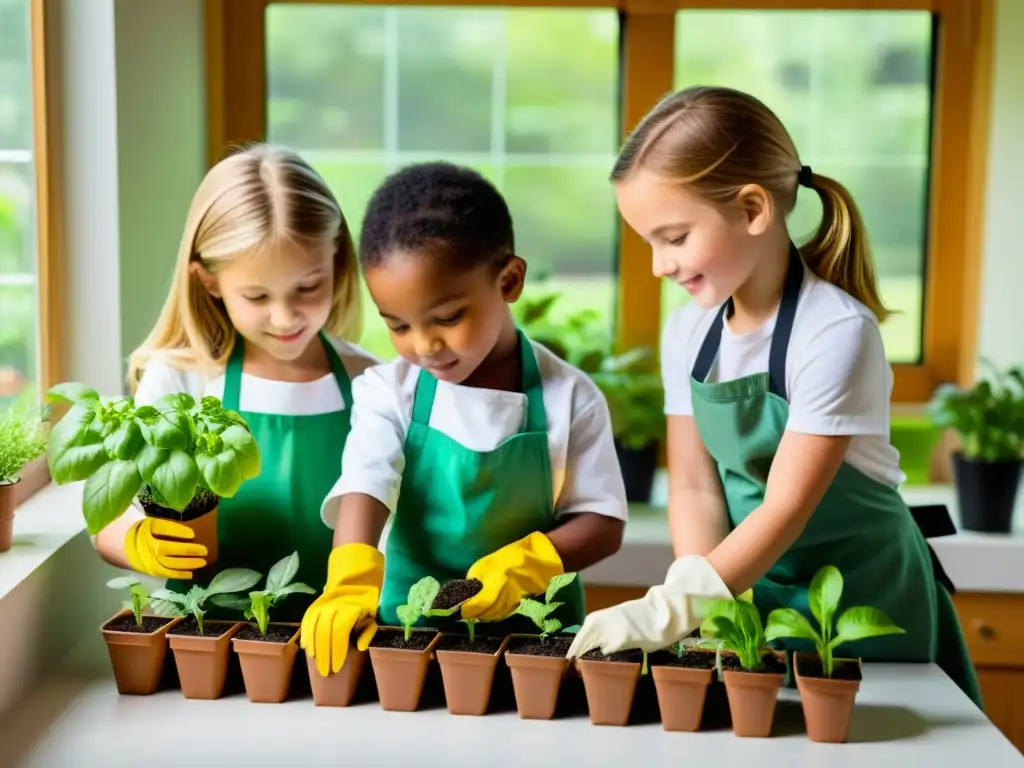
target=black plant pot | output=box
[615,440,659,503]
[951,452,1022,533]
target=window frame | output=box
[206,0,993,404]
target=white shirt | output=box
[661,264,905,487]
[133,336,379,413]
[321,339,629,528]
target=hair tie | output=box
[797,165,814,188]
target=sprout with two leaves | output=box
[149,568,262,634]
[210,552,315,635]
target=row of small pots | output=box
[101,610,862,742]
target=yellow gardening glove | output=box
[462,532,564,621]
[300,543,384,677]
[124,518,208,579]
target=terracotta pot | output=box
[435,633,511,716]
[576,656,643,726]
[504,634,572,720]
[367,627,441,712]
[168,620,244,700]
[722,651,786,737]
[0,480,17,552]
[232,622,300,703]
[651,652,716,732]
[306,646,368,707]
[793,651,862,743]
[101,609,181,695]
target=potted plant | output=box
[765,564,905,743]
[928,361,1024,532]
[212,551,315,703]
[44,385,261,562]
[697,595,787,738]
[367,576,442,712]
[504,571,579,720]
[575,643,647,727]
[149,567,261,700]
[102,574,182,695]
[649,638,718,732]
[0,397,46,551]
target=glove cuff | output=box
[522,531,563,576]
[326,543,385,588]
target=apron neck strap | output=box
[221,332,353,412]
[410,329,547,432]
[690,243,804,400]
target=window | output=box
[265,4,621,360]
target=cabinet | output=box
[582,585,1024,753]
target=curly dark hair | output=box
[358,161,515,270]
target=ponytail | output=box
[799,171,891,323]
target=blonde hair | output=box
[127,144,363,391]
[612,86,890,322]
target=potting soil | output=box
[369,630,437,651]
[235,625,295,643]
[431,579,483,611]
[436,634,504,654]
[104,615,173,634]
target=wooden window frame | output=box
[207,0,993,404]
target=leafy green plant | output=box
[764,564,905,678]
[0,395,47,484]
[107,574,152,627]
[44,384,261,534]
[513,572,578,641]
[210,552,314,635]
[395,576,443,642]
[150,567,261,634]
[696,592,773,673]
[927,360,1024,461]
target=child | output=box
[565,86,981,707]
[301,162,627,676]
[94,144,378,619]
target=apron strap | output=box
[320,331,354,410]
[690,243,804,400]
[410,329,547,433]
[222,336,245,411]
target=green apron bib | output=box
[378,331,586,629]
[688,244,982,708]
[166,332,353,621]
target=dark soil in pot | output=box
[431,579,483,611]
[168,618,242,700]
[101,610,180,696]
[576,648,644,726]
[232,622,299,704]
[368,628,440,712]
[650,649,717,732]
[235,625,296,643]
[169,617,237,637]
[436,635,504,654]
[436,633,510,716]
[140,486,220,566]
[505,635,574,720]
[722,651,787,737]
[793,652,863,743]
[507,636,573,657]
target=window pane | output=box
[0,0,32,150]
[665,10,934,364]
[266,4,621,360]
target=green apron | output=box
[378,330,586,629]
[688,244,982,708]
[166,331,352,621]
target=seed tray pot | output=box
[721,650,787,738]
[435,633,511,716]
[231,622,300,703]
[793,651,863,743]
[168,619,245,700]
[307,645,368,708]
[575,648,644,726]
[101,609,182,695]
[504,634,573,720]
[368,627,441,712]
[650,649,717,732]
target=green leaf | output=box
[135,443,169,485]
[562,624,581,634]
[541,617,562,636]
[832,606,906,647]
[406,576,440,614]
[46,382,100,405]
[150,588,187,605]
[395,604,418,628]
[47,403,109,484]
[149,449,200,510]
[82,460,142,534]
[147,410,191,450]
[545,572,578,604]
[809,565,843,639]
[153,393,196,412]
[209,593,251,611]
[765,608,822,645]
[220,425,261,479]
[206,568,262,596]
[196,451,243,497]
[266,551,300,593]
[514,598,553,627]
[107,575,140,590]
[103,420,145,461]
[272,582,316,598]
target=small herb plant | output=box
[513,572,578,640]
[45,384,261,534]
[210,552,315,635]
[764,564,905,677]
[150,567,261,634]
[0,397,47,485]
[107,574,152,627]
[696,590,773,675]
[395,576,443,642]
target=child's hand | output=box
[462,532,563,621]
[123,518,207,579]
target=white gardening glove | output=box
[566,555,733,658]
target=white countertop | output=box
[0,659,1019,766]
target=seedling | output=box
[45,384,260,534]
[150,567,261,634]
[211,552,315,635]
[513,572,578,641]
[107,574,151,627]
[396,576,442,642]
[764,564,905,677]
[696,590,772,675]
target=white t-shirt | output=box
[133,336,379,413]
[661,264,905,487]
[321,339,629,528]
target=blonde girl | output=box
[96,144,377,620]
[567,86,981,708]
